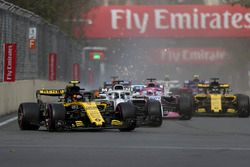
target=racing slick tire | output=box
[47,103,66,131]
[147,99,162,127]
[179,93,193,120]
[18,103,40,130]
[116,102,136,132]
[236,94,250,118]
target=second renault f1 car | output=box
[193,78,250,117]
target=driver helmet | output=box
[147,90,154,96]
[193,74,200,82]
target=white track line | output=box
[1,144,250,151]
[0,116,17,127]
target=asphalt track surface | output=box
[1,113,250,167]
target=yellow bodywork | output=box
[75,121,84,127]
[195,94,207,98]
[220,84,229,88]
[194,80,238,114]
[64,102,105,126]
[69,80,80,84]
[197,108,206,113]
[111,120,123,126]
[195,94,237,113]
[197,84,209,88]
[224,94,237,102]
[227,108,236,113]
[210,94,222,112]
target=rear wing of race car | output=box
[112,80,131,86]
[198,83,230,88]
[36,89,65,98]
[146,78,157,82]
[104,81,113,88]
[219,84,230,88]
[197,84,209,88]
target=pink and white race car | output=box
[141,78,193,120]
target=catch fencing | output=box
[0,0,82,82]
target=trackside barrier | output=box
[0,1,81,82]
[0,80,67,116]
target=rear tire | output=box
[47,103,66,131]
[147,99,162,127]
[18,103,40,130]
[236,94,250,118]
[179,94,193,120]
[116,102,136,132]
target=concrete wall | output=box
[0,80,67,116]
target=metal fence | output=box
[0,0,82,82]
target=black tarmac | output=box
[1,113,250,167]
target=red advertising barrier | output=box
[3,43,17,82]
[149,48,229,64]
[72,63,80,81]
[48,53,57,81]
[80,5,250,38]
[87,68,94,86]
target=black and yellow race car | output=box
[193,78,250,117]
[18,81,162,132]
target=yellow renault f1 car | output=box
[18,81,161,131]
[193,78,250,117]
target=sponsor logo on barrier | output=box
[3,43,16,82]
[150,48,229,64]
[80,5,250,38]
[48,53,57,81]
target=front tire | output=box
[116,102,136,132]
[236,94,250,118]
[147,99,162,127]
[47,103,66,131]
[18,103,40,130]
[179,93,193,120]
